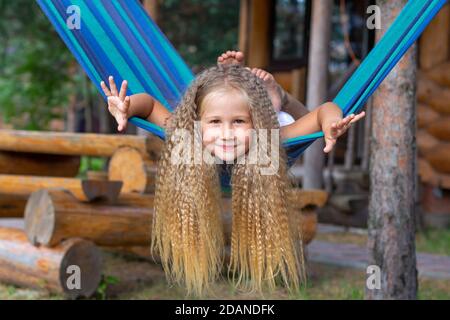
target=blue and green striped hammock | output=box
[37,0,448,164]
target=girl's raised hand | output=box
[101,76,130,132]
[323,111,366,153]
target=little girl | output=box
[101,60,364,297]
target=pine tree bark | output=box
[366,0,418,300]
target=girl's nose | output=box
[221,124,234,140]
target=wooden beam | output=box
[0,129,163,158]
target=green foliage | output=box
[96,275,120,300]
[158,0,240,71]
[77,156,108,178]
[0,0,77,130]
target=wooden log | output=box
[417,103,439,129]
[0,151,80,177]
[419,4,450,70]
[0,129,163,159]
[417,129,440,156]
[25,189,153,247]
[425,145,450,174]
[0,227,102,299]
[0,194,28,218]
[108,147,157,193]
[426,62,450,87]
[417,75,450,114]
[426,117,450,141]
[419,158,450,190]
[25,188,320,248]
[0,175,122,203]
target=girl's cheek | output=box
[202,126,220,145]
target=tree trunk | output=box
[303,0,333,189]
[366,0,418,300]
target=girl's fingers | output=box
[323,137,336,153]
[109,76,118,96]
[100,81,111,97]
[123,96,131,112]
[349,111,366,123]
[119,80,128,101]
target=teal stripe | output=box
[283,0,433,147]
[348,0,437,115]
[112,0,183,98]
[89,0,169,106]
[44,1,103,86]
[71,0,146,95]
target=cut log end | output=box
[81,180,123,203]
[24,189,56,246]
[59,239,103,299]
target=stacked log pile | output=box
[0,129,327,297]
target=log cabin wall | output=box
[417,3,450,227]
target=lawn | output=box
[1,244,449,300]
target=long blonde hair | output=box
[151,65,305,296]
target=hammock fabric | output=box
[37,0,448,165]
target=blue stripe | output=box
[103,0,180,106]
[37,0,104,93]
[86,0,169,105]
[122,0,194,90]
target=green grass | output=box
[416,228,450,256]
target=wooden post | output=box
[367,0,418,300]
[0,227,102,299]
[238,0,271,68]
[303,0,333,189]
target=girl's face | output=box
[200,88,253,162]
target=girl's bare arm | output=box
[280,102,342,139]
[101,76,172,131]
[129,93,172,128]
[280,102,365,153]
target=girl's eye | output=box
[209,119,220,124]
[234,119,246,124]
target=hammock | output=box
[37,0,448,164]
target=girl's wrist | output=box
[318,103,343,127]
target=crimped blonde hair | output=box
[151,65,305,297]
